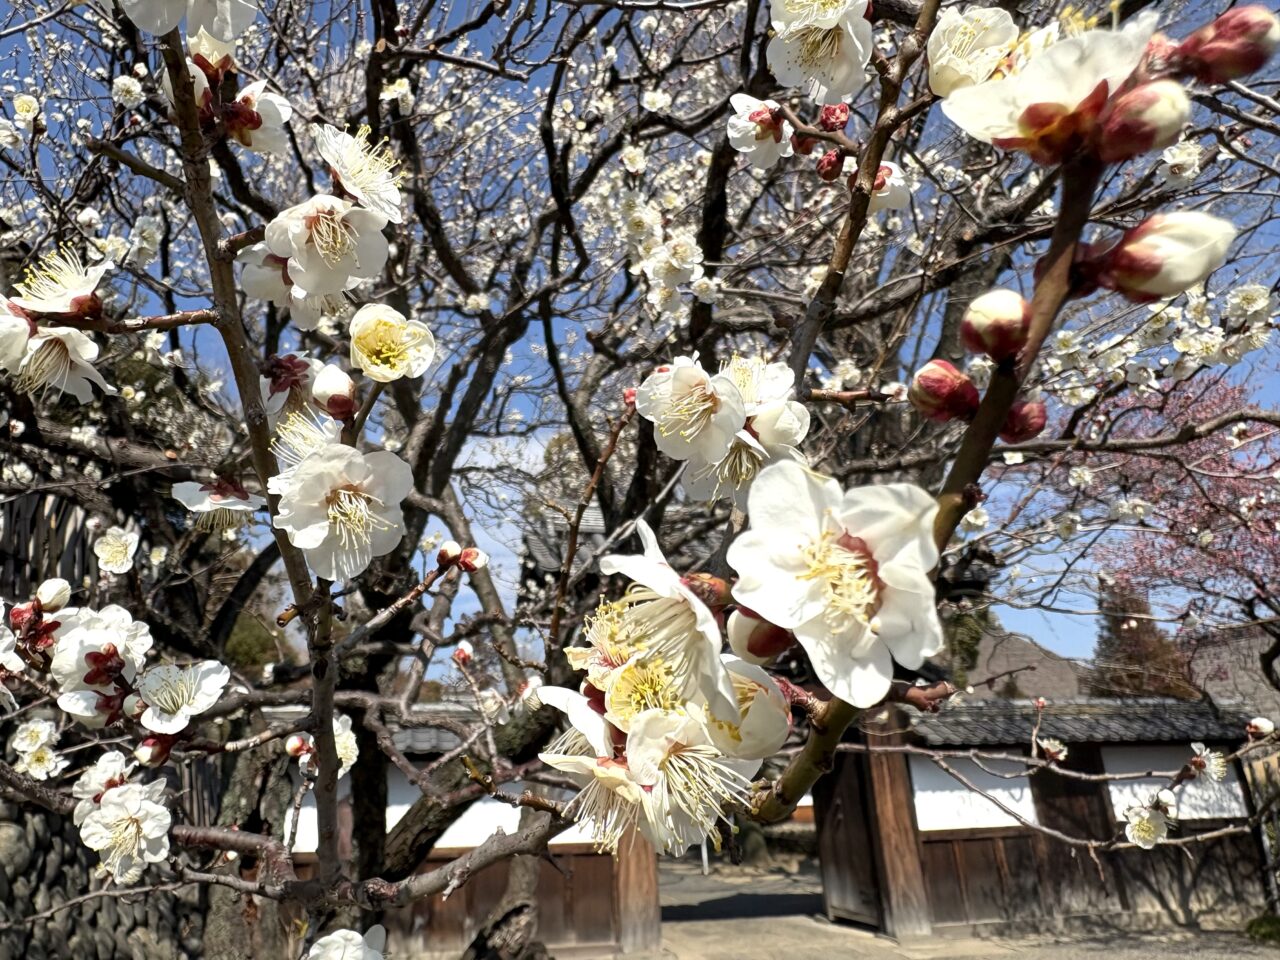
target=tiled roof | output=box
[911,697,1251,747]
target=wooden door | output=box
[815,751,882,927]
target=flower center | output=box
[331,124,404,197]
[1128,814,1160,845]
[353,318,427,374]
[694,439,765,500]
[272,412,333,468]
[656,383,720,441]
[108,815,145,858]
[15,249,92,305]
[14,337,71,394]
[608,659,681,727]
[306,210,358,266]
[782,0,849,17]
[325,484,389,549]
[722,354,764,403]
[146,671,199,716]
[796,26,844,69]
[799,530,882,631]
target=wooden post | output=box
[865,710,933,940]
[614,829,661,955]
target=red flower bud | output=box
[1098,80,1190,164]
[818,103,850,132]
[458,547,488,572]
[791,133,818,156]
[816,149,844,182]
[999,399,1047,443]
[961,289,1031,362]
[727,608,796,666]
[1177,5,1280,83]
[623,386,637,406]
[909,360,980,423]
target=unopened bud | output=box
[452,640,474,666]
[35,578,71,613]
[285,733,313,757]
[681,572,732,611]
[458,547,488,572]
[960,289,1031,362]
[310,364,357,419]
[1177,5,1280,83]
[999,399,1047,443]
[908,360,980,423]
[437,540,463,567]
[134,736,174,767]
[623,386,637,407]
[518,675,544,708]
[727,608,796,666]
[818,103,850,132]
[1248,717,1276,738]
[791,133,818,156]
[1098,80,1190,164]
[123,694,147,720]
[816,149,844,182]
[8,600,40,636]
[1093,211,1237,302]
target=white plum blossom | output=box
[137,660,231,734]
[348,304,437,382]
[725,95,794,169]
[293,714,361,779]
[700,656,791,761]
[10,718,58,755]
[313,124,404,224]
[120,0,257,42]
[635,355,747,464]
[111,75,145,109]
[71,750,135,824]
[927,6,1019,97]
[94,526,140,574]
[599,520,738,721]
[868,161,910,213]
[11,248,110,316]
[728,460,943,707]
[620,145,647,174]
[942,12,1158,164]
[1191,742,1228,781]
[1158,140,1203,187]
[269,420,413,580]
[264,195,389,297]
[1124,789,1176,849]
[13,327,116,402]
[1225,284,1273,323]
[172,478,265,530]
[306,926,387,960]
[0,298,31,371]
[79,780,171,883]
[768,0,874,104]
[227,81,292,156]
[15,743,69,781]
[237,242,292,307]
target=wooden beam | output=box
[614,828,661,955]
[865,710,933,940]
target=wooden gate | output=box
[815,751,881,927]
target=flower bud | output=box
[816,149,844,182]
[818,103,850,131]
[1247,717,1275,738]
[310,364,357,419]
[8,600,40,636]
[960,289,1031,362]
[727,608,796,666]
[1095,211,1237,302]
[999,399,1047,443]
[1177,5,1280,83]
[134,736,174,767]
[681,572,732,611]
[437,540,463,567]
[285,733,313,757]
[908,360,980,423]
[623,386,637,407]
[1098,81,1190,164]
[452,640,474,666]
[459,547,488,572]
[123,694,147,720]
[35,578,71,612]
[518,676,544,708]
[791,133,818,156]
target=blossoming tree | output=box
[1,0,1279,955]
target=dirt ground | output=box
[656,858,1275,960]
